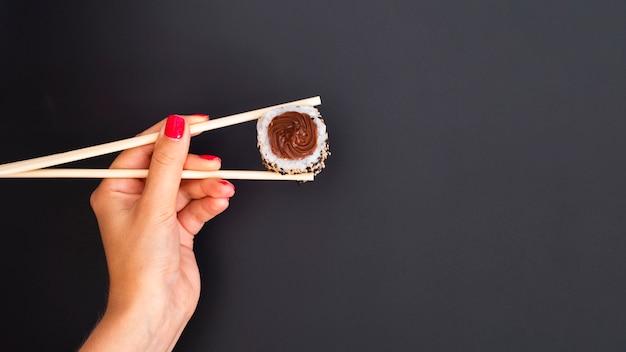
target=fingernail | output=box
[200,155,221,162]
[194,114,209,118]
[165,115,185,140]
[219,180,234,189]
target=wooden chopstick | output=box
[0,96,322,176]
[0,169,314,181]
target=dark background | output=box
[2,1,626,351]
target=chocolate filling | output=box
[267,111,318,160]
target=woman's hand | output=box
[81,115,235,351]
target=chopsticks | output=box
[0,96,321,180]
[0,169,314,181]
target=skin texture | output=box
[80,115,235,351]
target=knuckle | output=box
[151,149,177,166]
[89,189,101,211]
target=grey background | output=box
[2,1,626,351]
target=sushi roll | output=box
[257,105,330,176]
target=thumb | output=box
[141,115,190,210]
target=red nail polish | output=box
[194,114,209,118]
[165,115,185,139]
[200,155,221,162]
[219,180,233,188]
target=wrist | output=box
[81,289,191,351]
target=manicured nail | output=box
[200,155,221,162]
[165,115,185,140]
[219,180,234,188]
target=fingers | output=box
[92,114,224,231]
[183,154,221,172]
[177,181,235,235]
[177,154,234,235]
[96,115,209,196]
[177,154,232,208]
[180,178,235,206]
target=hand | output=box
[80,115,235,351]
